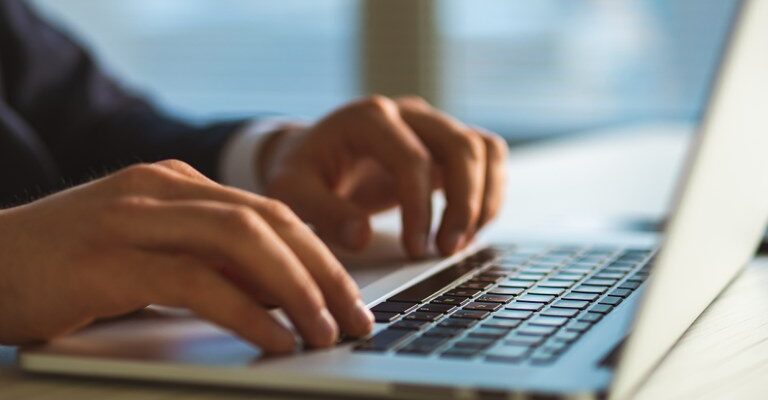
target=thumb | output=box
[270,174,372,251]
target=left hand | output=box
[257,95,508,259]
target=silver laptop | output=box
[18,1,768,398]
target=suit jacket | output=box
[0,0,245,206]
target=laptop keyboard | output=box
[353,245,653,365]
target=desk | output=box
[2,123,764,400]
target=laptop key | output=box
[499,279,534,288]
[403,312,443,322]
[541,308,579,318]
[446,288,481,298]
[518,325,558,336]
[518,294,556,304]
[469,327,509,339]
[482,319,521,330]
[453,310,491,320]
[566,321,592,332]
[423,327,463,338]
[441,348,480,359]
[590,304,614,314]
[599,296,623,306]
[354,329,415,351]
[619,281,642,290]
[552,300,590,310]
[610,288,632,298]
[432,296,470,307]
[495,310,533,320]
[486,345,531,363]
[584,278,618,287]
[573,285,608,294]
[397,337,449,355]
[554,330,581,343]
[463,302,502,312]
[505,334,545,346]
[563,292,599,302]
[595,272,625,280]
[454,338,495,350]
[578,312,603,323]
[371,301,419,314]
[373,311,399,323]
[391,320,430,330]
[528,287,565,296]
[538,280,573,288]
[487,287,524,296]
[438,318,477,329]
[418,304,457,314]
[528,316,569,327]
[476,294,515,304]
[506,302,543,312]
[458,282,493,291]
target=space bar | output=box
[386,260,479,303]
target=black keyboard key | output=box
[495,310,533,320]
[542,307,579,318]
[518,294,556,304]
[482,319,521,330]
[529,316,569,327]
[432,296,470,307]
[446,288,481,298]
[454,338,495,350]
[528,287,565,296]
[373,311,399,323]
[472,274,504,283]
[486,345,531,363]
[538,280,573,288]
[599,296,623,306]
[499,279,534,288]
[458,282,493,291]
[441,348,480,359]
[590,304,613,314]
[518,325,558,336]
[464,302,502,312]
[541,340,570,354]
[573,285,608,294]
[516,273,547,281]
[505,334,545,346]
[487,287,524,296]
[371,301,419,314]
[584,278,618,287]
[563,292,600,302]
[476,294,514,304]
[595,272,625,280]
[423,327,463,338]
[469,327,509,339]
[549,273,583,282]
[355,329,415,351]
[403,312,442,322]
[554,330,581,343]
[610,288,632,298]
[578,312,603,323]
[391,320,430,330]
[438,318,477,329]
[397,337,449,355]
[566,321,592,332]
[418,304,457,314]
[388,259,478,303]
[452,310,491,320]
[506,302,543,312]
[618,281,642,290]
[552,300,590,310]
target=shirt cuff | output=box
[218,118,298,194]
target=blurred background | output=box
[31,0,737,143]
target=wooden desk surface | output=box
[3,123,765,400]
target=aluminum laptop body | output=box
[18,1,768,398]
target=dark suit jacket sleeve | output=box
[0,0,246,183]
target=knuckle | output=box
[112,163,167,192]
[220,205,264,236]
[449,131,485,163]
[155,159,194,172]
[486,134,508,158]
[257,199,298,227]
[353,94,397,117]
[396,95,431,109]
[402,147,433,170]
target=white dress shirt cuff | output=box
[218,119,298,194]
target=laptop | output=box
[18,1,768,398]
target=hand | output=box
[0,161,373,353]
[259,96,508,258]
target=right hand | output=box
[0,160,374,353]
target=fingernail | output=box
[314,308,339,346]
[355,299,375,330]
[446,232,466,253]
[341,219,365,249]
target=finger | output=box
[118,251,296,353]
[104,197,340,348]
[476,130,508,229]
[331,96,433,258]
[396,97,486,255]
[129,164,374,337]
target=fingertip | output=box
[437,231,466,256]
[305,308,340,349]
[403,231,429,259]
[340,217,372,251]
